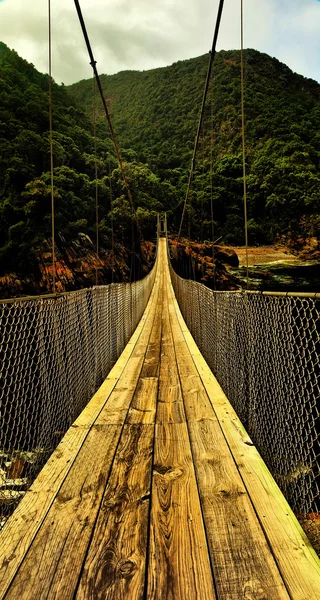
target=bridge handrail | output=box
[168,247,320,519]
[0,258,157,526]
[204,288,320,298]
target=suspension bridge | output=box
[0,232,319,599]
[0,0,320,598]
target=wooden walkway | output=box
[0,238,320,599]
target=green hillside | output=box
[0,42,320,289]
[69,49,320,244]
[0,42,173,282]
[0,41,130,279]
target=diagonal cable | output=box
[178,0,225,241]
[74,0,143,242]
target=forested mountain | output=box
[69,49,320,244]
[1,41,320,293]
[0,41,107,275]
[0,41,171,287]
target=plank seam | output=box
[71,270,162,597]
[166,247,320,599]
[0,258,159,599]
[166,273,294,597]
[142,287,163,600]
[164,274,220,600]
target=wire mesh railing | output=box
[0,266,156,528]
[169,261,320,523]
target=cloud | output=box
[0,0,319,84]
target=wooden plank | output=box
[164,238,320,600]
[0,260,160,597]
[96,356,144,425]
[4,425,122,600]
[175,367,217,422]
[0,426,88,597]
[201,384,320,600]
[172,363,286,598]
[156,290,186,425]
[140,342,161,377]
[157,310,183,408]
[73,376,118,427]
[130,271,161,361]
[76,424,154,600]
[147,423,216,600]
[76,332,159,599]
[97,287,161,426]
[156,400,185,424]
[188,419,290,599]
[140,290,162,379]
[147,282,215,599]
[126,377,158,424]
[74,267,158,428]
[95,275,161,426]
[163,258,289,599]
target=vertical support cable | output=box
[241,0,249,287]
[108,158,115,283]
[200,132,205,245]
[210,79,217,290]
[210,83,214,245]
[92,76,99,285]
[48,0,55,293]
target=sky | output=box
[0,0,319,85]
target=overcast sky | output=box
[0,0,319,85]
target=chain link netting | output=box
[0,267,155,527]
[169,262,320,521]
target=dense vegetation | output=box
[0,41,105,274]
[1,41,320,288]
[70,49,320,245]
[0,42,174,283]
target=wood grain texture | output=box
[0,426,88,597]
[75,272,162,600]
[126,377,158,424]
[140,291,162,378]
[73,377,118,427]
[187,359,320,600]
[163,255,289,599]
[74,263,158,429]
[76,424,154,600]
[188,420,290,600]
[0,254,160,599]
[165,236,320,600]
[147,285,215,600]
[4,425,122,600]
[208,399,320,600]
[156,400,185,424]
[156,291,186,426]
[3,237,320,600]
[96,356,144,425]
[147,422,216,600]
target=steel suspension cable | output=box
[74,0,142,242]
[241,0,249,287]
[108,157,115,283]
[210,80,217,290]
[177,0,225,241]
[200,130,205,245]
[92,76,99,286]
[48,0,55,293]
[210,83,214,247]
